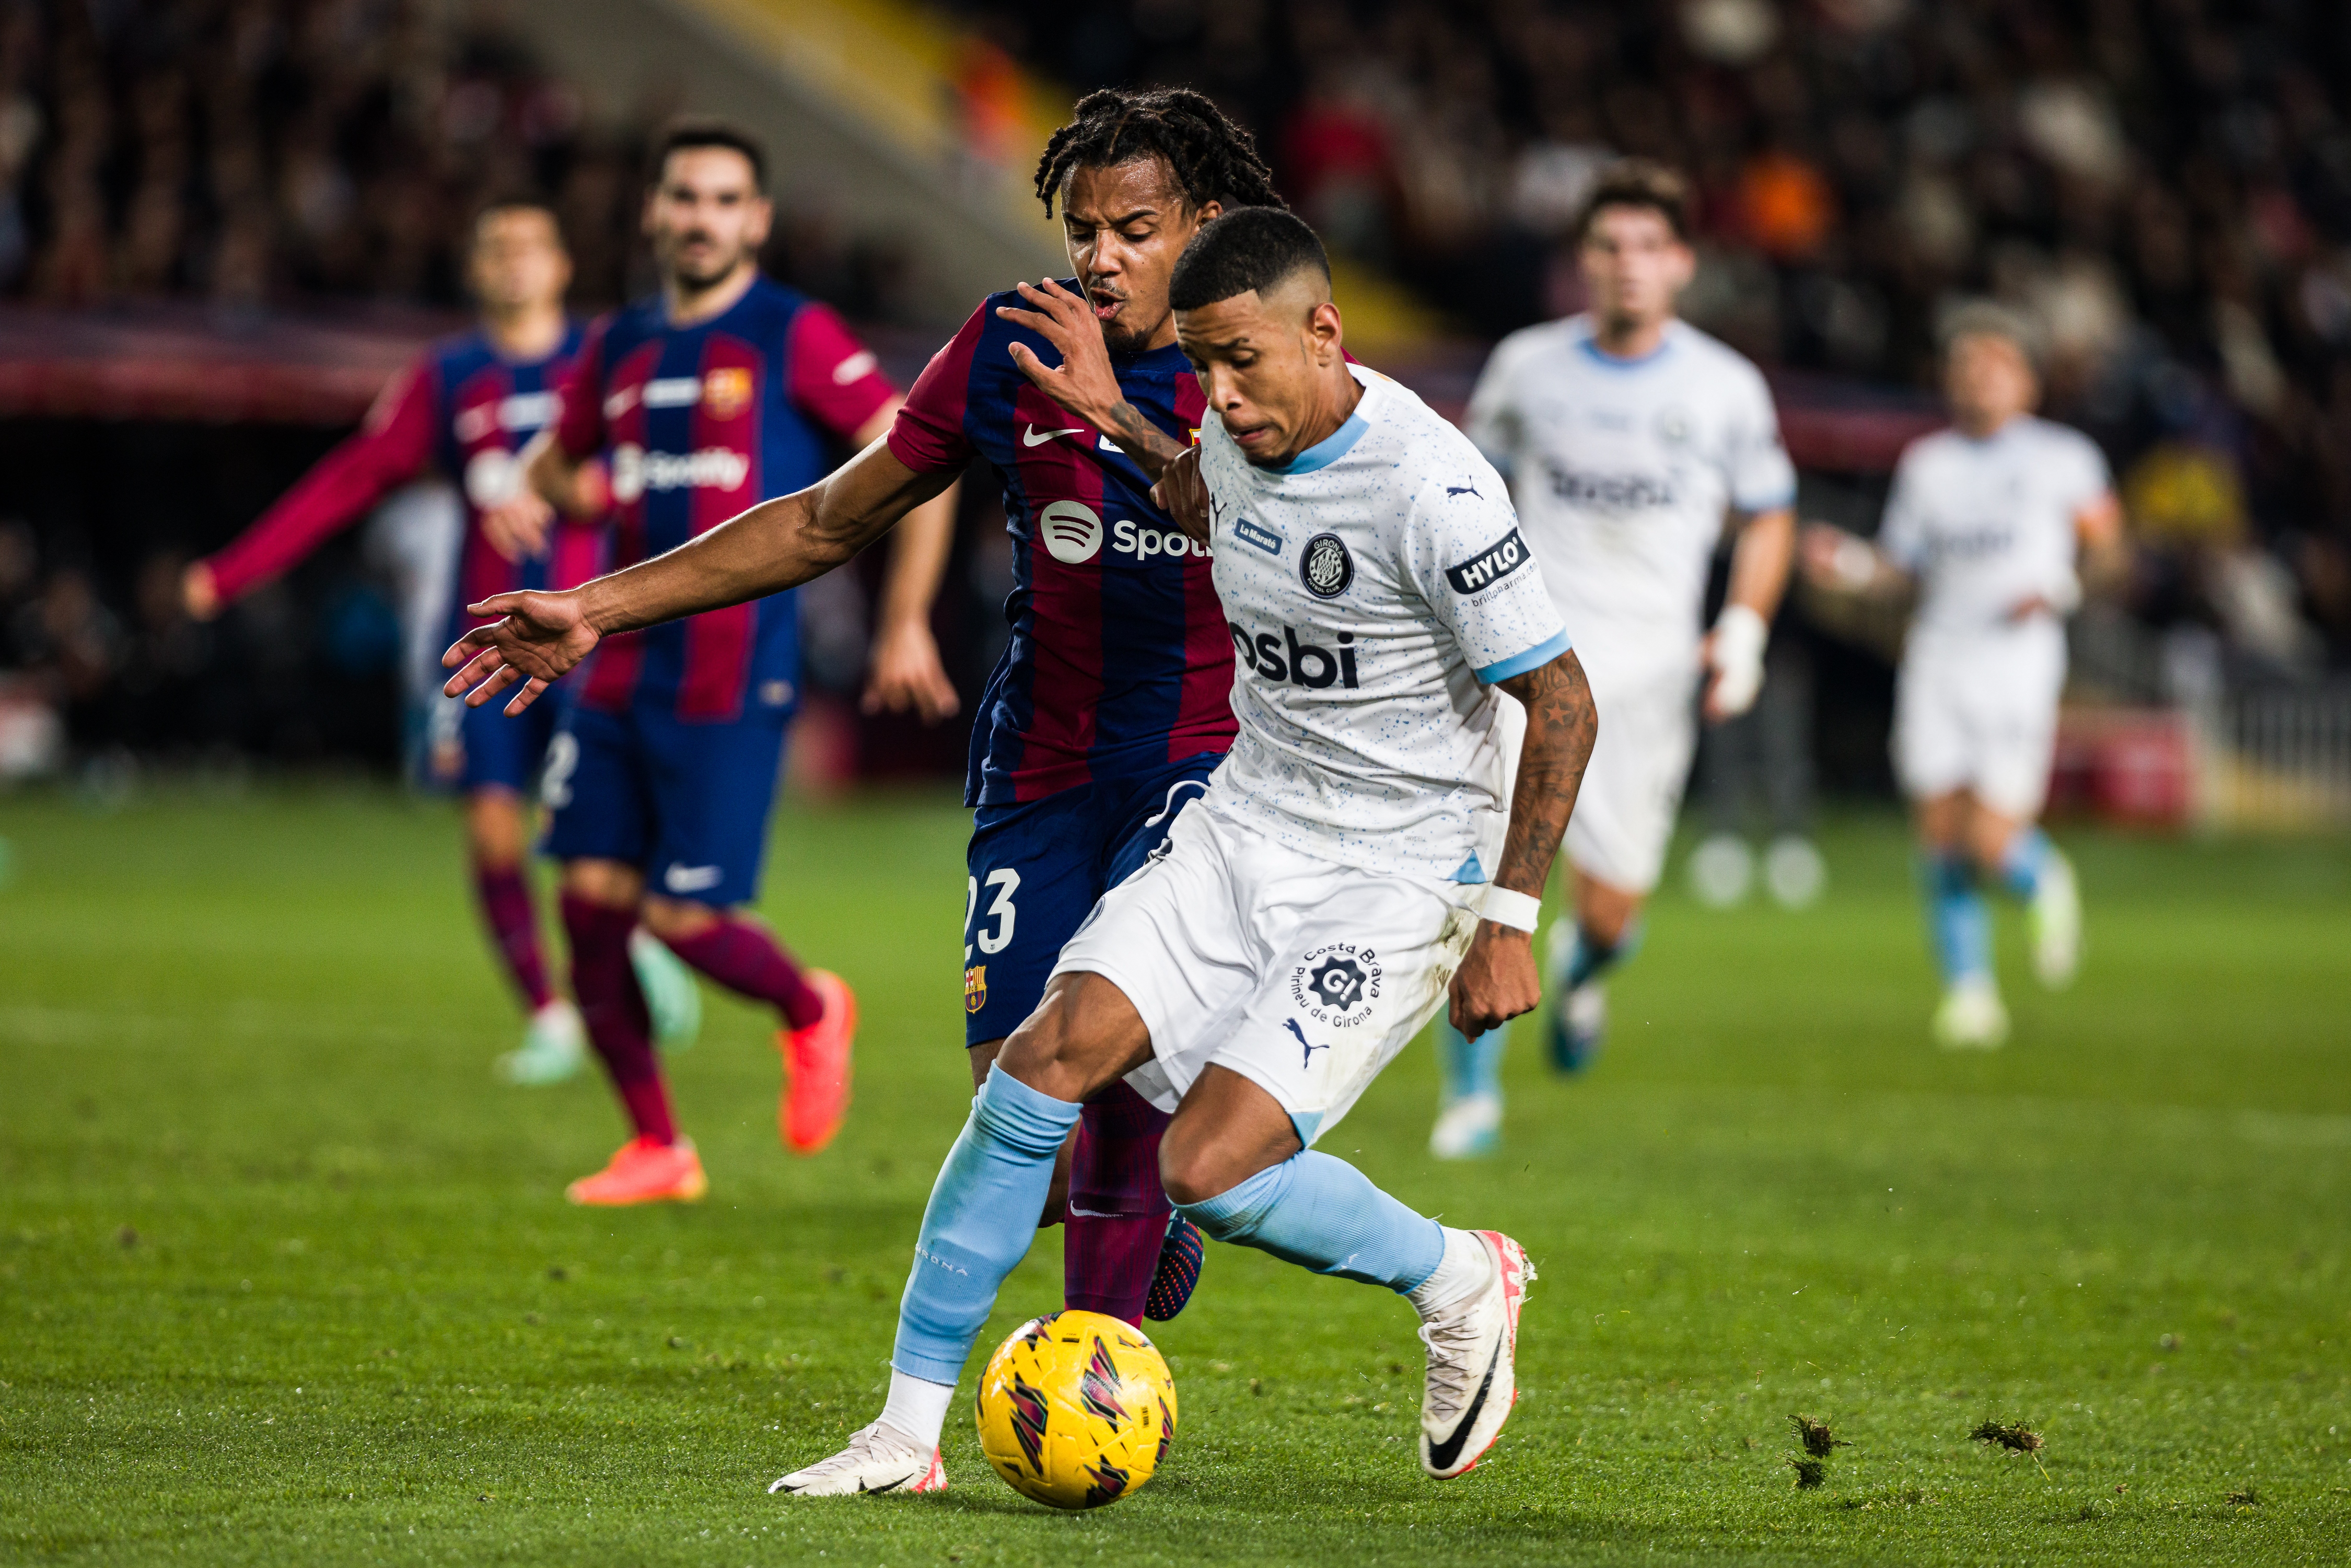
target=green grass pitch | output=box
[2,785,2347,1565]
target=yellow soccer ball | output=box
[974,1309,1177,1509]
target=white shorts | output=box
[1894,631,2065,818]
[1562,658,1697,895]
[1050,806,1482,1147]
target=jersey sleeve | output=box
[1725,365,1798,514]
[552,316,610,461]
[200,359,438,602]
[1462,332,1531,478]
[2059,428,2115,515]
[784,302,900,441]
[1876,443,1930,571]
[1402,467,1572,686]
[885,301,985,475]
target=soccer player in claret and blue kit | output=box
[446,206,1600,1496]
[482,118,962,1204]
[181,198,704,1084]
[448,87,1284,1308]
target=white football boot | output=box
[1417,1230,1535,1479]
[499,1000,585,1086]
[1932,977,2010,1050]
[2027,847,2081,989]
[1428,1091,1502,1160]
[768,1421,946,1497]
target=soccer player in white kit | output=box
[1801,305,2123,1048]
[1431,161,1797,1157]
[442,208,1599,1494]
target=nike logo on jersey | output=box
[1282,1018,1329,1070]
[1445,528,1533,596]
[1023,424,1087,446]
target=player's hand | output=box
[1700,603,1767,722]
[1448,923,1542,1038]
[482,491,555,563]
[998,279,1123,428]
[862,615,961,725]
[440,589,599,715]
[2005,593,2056,622]
[1799,522,1873,591]
[1149,445,1212,544]
[180,561,220,621]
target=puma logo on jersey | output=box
[1283,1018,1329,1069]
[1446,483,1481,498]
[1023,424,1087,446]
[1445,528,1532,596]
[1230,622,1360,689]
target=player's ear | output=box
[1193,198,1224,229]
[1307,300,1344,363]
[746,196,774,250]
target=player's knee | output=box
[639,896,721,942]
[1157,1131,1252,1211]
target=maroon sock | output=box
[561,894,673,1145]
[661,916,824,1031]
[1063,1082,1174,1325]
[472,863,554,1011]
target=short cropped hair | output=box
[1939,299,2045,373]
[1574,158,1693,245]
[1169,207,1331,311]
[471,194,562,237]
[648,116,767,192]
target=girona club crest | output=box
[964,965,987,1014]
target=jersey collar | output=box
[1274,365,1378,475]
[1574,323,1675,370]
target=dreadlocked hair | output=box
[1033,86,1284,218]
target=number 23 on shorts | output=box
[965,869,1020,962]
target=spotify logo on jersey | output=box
[1038,499,1104,564]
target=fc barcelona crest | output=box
[965,965,987,1014]
[703,366,753,420]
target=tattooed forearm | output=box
[1108,402,1192,484]
[1492,649,1598,901]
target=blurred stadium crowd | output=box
[2,0,2348,787]
[963,0,2351,680]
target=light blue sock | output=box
[1996,828,2053,901]
[1176,1151,1444,1293]
[1436,1018,1508,1102]
[891,1067,1082,1384]
[1551,917,1644,992]
[1920,853,1991,985]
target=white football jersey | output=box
[1200,364,1570,882]
[1465,315,1795,676]
[1878,416,2111,645]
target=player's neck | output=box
[480,303,567,362]
[664,260,760,328]
[1954,408,2023,440]
[1275,362,1365,467]
[1589,312,1672,362]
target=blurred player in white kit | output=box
[1431,160,1796,1157]
[1801,304,2124,1048]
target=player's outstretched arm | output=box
[442,438,955,715]
[998,279,1192,483]
[1449,649,1598,1037]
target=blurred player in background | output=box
[180,199,702,1085]
[1433,160,1796,1157]
[1801,305,2124,1048]
[448,87,1275,1319]
[490,119,961,1204]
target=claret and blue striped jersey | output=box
[555,276,899,723]
[888,283,1237,805]
[201,326,600,622]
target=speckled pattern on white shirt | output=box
[1879,415,2111,648]
[1197,363,1570,883]
[1465,314,1794,683]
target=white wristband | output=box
[1480,886,1542,932]
[1707,602,1770,717]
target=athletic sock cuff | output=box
[973,1066,1084,1158]
[1173,1160,1290,1243]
